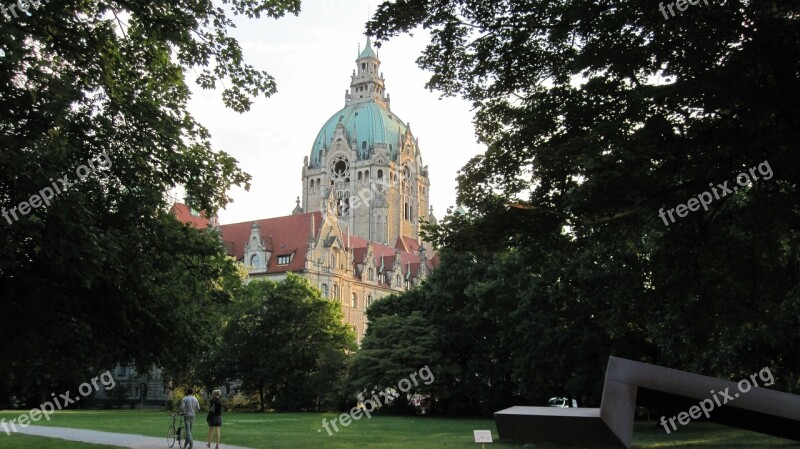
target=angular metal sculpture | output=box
[495,356,800,448]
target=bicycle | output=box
[167,413,186,448]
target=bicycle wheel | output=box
[167,425,176,448]
[177,426,185,449]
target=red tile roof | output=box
[214,210,437,280]
[395,236,421,253]
[172,203,213,229]
[220,212,323,273]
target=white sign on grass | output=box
[473,430,493,443]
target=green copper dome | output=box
[310,102,412,168]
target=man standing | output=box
[179,388,201,449]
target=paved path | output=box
[14,425,254,449]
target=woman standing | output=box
[206,390,223,449]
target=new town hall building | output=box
[103,38,440,406]
[213,37,439,342]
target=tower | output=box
[300,38,431,245]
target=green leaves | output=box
[370,0,800,399]
[218,274,356,411]
[0,0,296,399]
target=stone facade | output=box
[218,207,435,343]
[302,37,434,245]
[210,37,439,343]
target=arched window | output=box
[250,254,260,269]
[364,170,370,178]
[321,284,328,299]
[377,169,383,179]
[351,293,358,308]
[358,171,363,181]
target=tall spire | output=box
[359,36,378,60]
[347,36,388,108]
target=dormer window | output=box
[277,255,291,265]
[250,254,260,269]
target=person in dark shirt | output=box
[206,389,223,449]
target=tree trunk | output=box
[258,380,265,412]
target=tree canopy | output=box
[0,0,300,403]
[367,0,800,391]
[216,274,356,412]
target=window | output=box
[396,275,402,287]
[405,279,410,290]
[358,172,363,181]
[362,141,367,150]
[332,284,339,300]
[367,295,373,309]
[189,208,200,217]
[377,169,383,179]
[277,255,291,265]
[351,293,358,308]
[368,268,374,281]
[250,254,260,269]
[321,284,328,299]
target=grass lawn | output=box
[1,410,798,449]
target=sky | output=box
[184,0,486,226]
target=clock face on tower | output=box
[329,155,350,180]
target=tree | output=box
[350,291,440,412]
[0,0,300,400]
[220,274,356,412]
[369,1,800,385]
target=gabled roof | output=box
[212,209,438,281]
[220,212,323,274]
